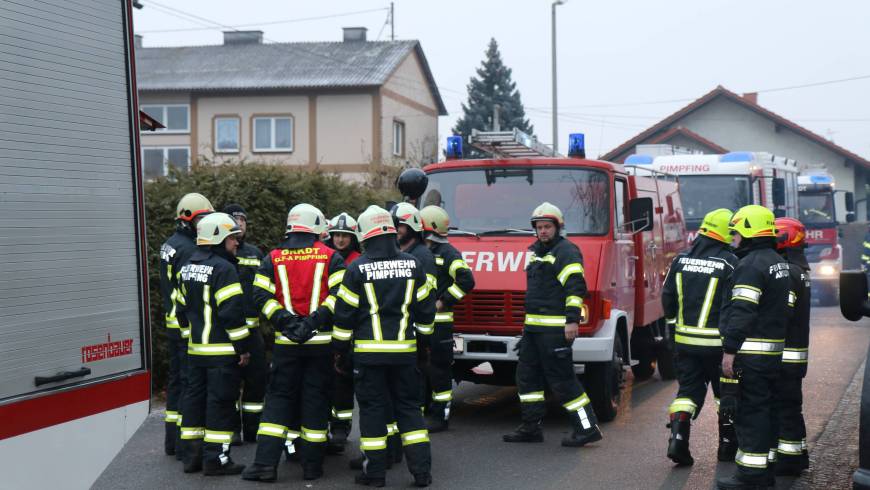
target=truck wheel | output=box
[630,327,655,380]
[584,334,624,423]
[655,337,676,380]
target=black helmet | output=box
[397,168,428,200]
[222,203,247,221]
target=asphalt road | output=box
[94,306,869,489]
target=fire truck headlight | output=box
[819,264,837,276]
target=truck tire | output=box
[630,327,655,380]
[584,334,624,423]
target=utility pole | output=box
[493,104,501,132]
[390,2,395,41]
[551,0,565,154]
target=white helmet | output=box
[196,212,242,246]
[176,192,214,222]
[329,212,360,236]
[390,202,423,233]
[286,203,327,235]
[530,202,565,228]
[357,205,397,242]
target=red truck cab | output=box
[414,133,686,421]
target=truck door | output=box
[633,177,665,326]
[613,177,636,317]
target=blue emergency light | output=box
[446,136,463,159]
[625,154,654,164]
[809,174,833,184]
[720,151,754,163]
[568,133,586,158]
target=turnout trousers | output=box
[236,328,268,441]
[734,363,780,482]
[355,363,431,479]
[330,365,355,432]
[165,332,189,446]
[774,375,807,465]
[180,362,242,465]
[426,319,455,418]
[669,350,722,417]
[516,332,597,427]
[253,347,333,468]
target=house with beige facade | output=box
[135,28,446,181]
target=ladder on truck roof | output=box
[468,128,556,158]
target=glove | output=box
[719,371,741,421]
[282,315,318,344]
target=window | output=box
[614,178,627,234]
[392,120,405,157]
[214,117,240,153]
[253,116,293,152]
[142,147,190,180]
[140,104,189,133]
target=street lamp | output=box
[552,0,565,155]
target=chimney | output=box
[343,27,368,42]
[742,92,758,105]
[223,30,263,45]
[134,34,143,49]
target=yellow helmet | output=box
[176,193,214,222]
[729,205,776,239]
[531,202,564,228]
[358,205,397,242]
[390,202,423,233]
[286,203,327,235]
[420,205,450,237]
[698,208,733,243]
[196,212,242,246]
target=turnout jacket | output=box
[662,236,738,354]
[429,241,475,320]
[332,238,436,365]
[862,231,870,272]
[523,236,587,333]
[253,234,345,353]
[159,226,199,338]
[235,240,264,328]
[782,249,811,378]
[720,239,792,370]
[405,240,438,295]
[176,248,251,366]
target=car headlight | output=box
[819,264,837,276]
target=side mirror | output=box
[628,197,654,233]
[848,212,857,223]
[846,191,855,212]
[772,177,786,207]
[840,270,870,321]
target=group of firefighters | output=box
[158,181,812,489]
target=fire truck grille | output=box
[453,291,525,327]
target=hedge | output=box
[145,163,398,392]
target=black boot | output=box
[231,431,243,447]
[175,424,184,461]
[164,422,177,456]
[182,439,203,474]
[800,450,809,469]
[503,420,544,443]
[241,463,278,482]
[204,458,245,476]
[284,438,300,463]
[425,402,449,433]
[775,454,804,476]
[350,453,392,470]
[387,434,403,464]
[666,412,694,466]
[327,421,350,455]
[717,415,738,462]
[413,472,433,487]
[355,473,386,487]
[561,410,602,448]
[716,474,767,489]
[303,463,324,480]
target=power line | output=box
[756,74,870,94]
[138,6,389,34]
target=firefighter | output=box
[419,205,475,433]
[862,225,870,295]
[159,192,214,457]
[717,205,792,490]
[326,213,362,455]
[176,212,252,475]
[222,204,267,444]
[503,202,603,447]
[773,217,812,475]
[242,203,346,482]
[662,208,739,466]
[332,205,436,488]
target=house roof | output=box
[602,86,870,168]
[646,126,729,154]
[136,40,447,115]
[138,110,164,131]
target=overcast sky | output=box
[134,0,870,160]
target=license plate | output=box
[452,335,464,353]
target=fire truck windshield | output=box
[798,192,835,224]
[421,167,610,235]
[679,175,751,228]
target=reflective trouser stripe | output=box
[782,348,808,362]
[435,312,454,323]
[777,439,803,456]
[738,339,785,355]
[286,430,300,441]
[301,426,328,443]
[164,410,179,423]
[518,391,545,403]
[401,430,430,446]
[668,398,698,416]
[204,430,233,444]
[736,450,768,468]
[360,436,387,451]
[386,422,399,435]
[241,402,264,413]
[331,408,353,420]
[180,427,204,439]
[257,423,288,439]
[563,393,591,411]
[245,317,260,328]
[524,314,566,327]
[675,335,723,347]
[432,390,452,402]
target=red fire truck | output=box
[410,130,686,421]
[0,1,151,487]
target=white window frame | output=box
[252,116,294,153]
[142,146,190,179]
[392,120,405,157]
[139,104,190,133]
[214,116,240,153]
